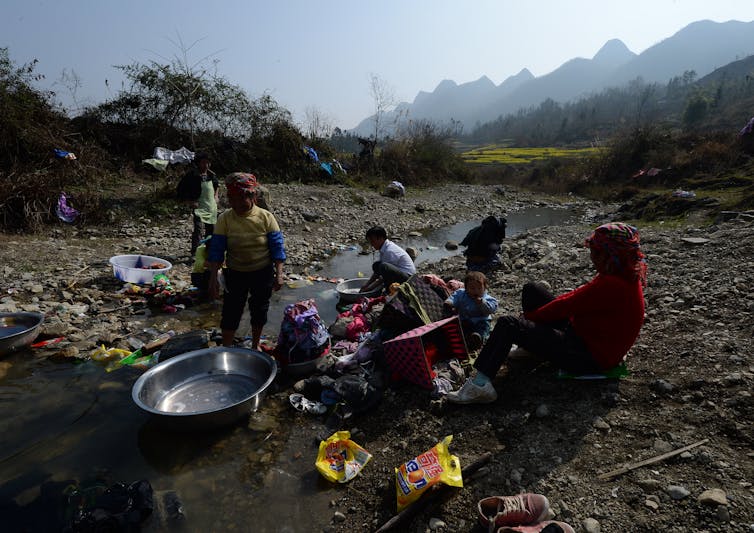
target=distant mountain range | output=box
[350,19,754,136]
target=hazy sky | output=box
[3,1,754,129]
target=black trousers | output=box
[191,214,214,255]
[474,282,600,377]
[220,267,274,331]
[373,261,411,286]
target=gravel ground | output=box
[1,184,752,532]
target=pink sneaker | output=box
[478,494,550,528]
[497,521,576,533]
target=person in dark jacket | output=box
[176,153,219,255]
[460,216,507,271]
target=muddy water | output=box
[0,206,578,532]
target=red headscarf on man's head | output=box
[225,172,259,197]
[586,222,647,287]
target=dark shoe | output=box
[468,332,483,351]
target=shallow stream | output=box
[0,206,578,532]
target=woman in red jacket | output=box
[448,222,647,405]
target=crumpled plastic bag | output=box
[152,146,194,164]
[315,431,372,483]
[383,180,405,198]
[90,345,131,362]
[395,435,463,511]
[56,193,79,223]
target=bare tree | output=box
[53,68,84,115]
[369,73,396,140]
[304,105,333,140]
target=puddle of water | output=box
[0,205,579,531]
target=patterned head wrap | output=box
[225,172,259,197]
[586,222,647,287]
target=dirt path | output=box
[1,184,752,532]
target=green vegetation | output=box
[0,46,471,231]
[467,60,754,147]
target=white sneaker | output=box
[447,378,497,404]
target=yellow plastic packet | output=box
[315,431,372,483]
[90,345,131,362]
[395,435,463,511]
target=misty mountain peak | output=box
[475,75,495,87]
[592,38,635,64]
[434,79,458,93]
[513,68,534,80]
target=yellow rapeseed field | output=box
[461,145,601,165]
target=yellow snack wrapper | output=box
[395,435,463,511]
[90,345,131,362]
[315,431,372,483]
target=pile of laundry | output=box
[119,274,201,314]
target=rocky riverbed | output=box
[1,183,753,532]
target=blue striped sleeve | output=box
[207,234,228,263]
[267,231,286,261]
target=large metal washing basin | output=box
[132,347,277,430]
[0,312,44,356]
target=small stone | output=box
[651,379,674,394]
[592,417,610,430]
[535,404,549,418]
[408,231,422,237]
[444,241,459,250]
[644,499,659,510]
[666,485,690,500]
[653,439,674,453]
[715,504,730,523]
[582,517,601,533]
[30,284,44,294]
[698,488,728,507]
[332,511,346,523]
[405,247,418,261]
[41,322,69,337]
[429,517,446,530]
[98,331,122,345]
[58,345,80,358]
[471,466,491,480]
[509,468,523,484]
[681,237,711,245]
